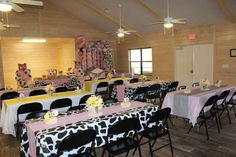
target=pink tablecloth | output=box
[162,86,235,125]
[26,101,148,157]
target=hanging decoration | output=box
[75,36,113,73]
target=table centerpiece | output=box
[86,95,103,116]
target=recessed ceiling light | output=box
[22,39,46,43]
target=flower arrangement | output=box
[86,95,103,115]
[200,78,210,89]
[44,110,59,125]
[215,80,222,87]
[107,72,113,79]
[139,75,147,82]
[45,84,55,96]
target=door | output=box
[193,44,213,84]
[175,46,193,87]
[175,44,214,87]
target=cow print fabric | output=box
[20,104,158,157]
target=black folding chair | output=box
[104,83,118,105]
[55,86,68,93]
[79,94,92,105]
[133,107,173,157]
[146,84,161,104]
[178,85,187,90]
[29,89,47,96]
[215,90,231,128]
[169,81,179,92]
[227,90,236,118]
[133,86,148,102]
[57,129,97,157]
[113,80,124,85]
[192,82,200,87]
[188,95,220,140]
[16,102,42,139]
[130,78,139,83]
[1,91,19,101]
[102,118,142,157]
[50,98,72,110]
[26,110,48,120]
[95,82,109,98]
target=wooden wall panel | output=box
[117,22,236,85]
[0,1,117,88]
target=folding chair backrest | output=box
[113,80,124,85]
[1,91,19,100]
[57,129,96,156]
[108,118,141,136]
[147,107,171,127]
[26,110,48,120]
[50,98,72,110]
[79,94,92,105]
[29,89,47,96]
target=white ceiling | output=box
[47,0,236,34]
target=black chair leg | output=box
[226,107,231,124]
[167,131,174,156]
[217,111,222,129]
[101,148,105,157]
[233,105,236,118]
[148,139,153,157]
[187,125,193,134]
[204,120,209,140]
[215,115,220,134]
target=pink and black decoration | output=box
[75,35,113,72]
[15,63,32,88]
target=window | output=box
[129,48,152,75]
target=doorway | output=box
[175,44,214,87]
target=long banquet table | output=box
[0,90,91,136]
[114,80,173,101]
[162,85,235,125]
[20,101,158,157]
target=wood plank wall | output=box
[0,1,117,88]
[117,22,236,85]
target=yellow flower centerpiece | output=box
[200,78,210,90]
[139,75,147,83]
[44,110,59,125]
[86,95,103,116]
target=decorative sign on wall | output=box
[230,49,236,57]
[75,35,113,72]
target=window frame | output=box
[129,47,152,75]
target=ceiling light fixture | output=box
[117,32,124,37]
[22,39,46,43]
[0,3,12,12]
[164,22,173,28]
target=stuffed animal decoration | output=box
[48,69,57,79]
[15,63,32,88]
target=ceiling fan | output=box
[0,9,20,31]
[150,0,187,32]
[108,4,136,40]
[0,0,43,12]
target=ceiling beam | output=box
[137,0,163,20]
[80,0,141,37]
[216,0,236,23]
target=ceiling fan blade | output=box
[125,30,136,33]
[172,21,186,24]
[2,24,20,28]
[11,0,43,6]
[149,21,164,25]
[172,18,187,21]
[9,2,24,12]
